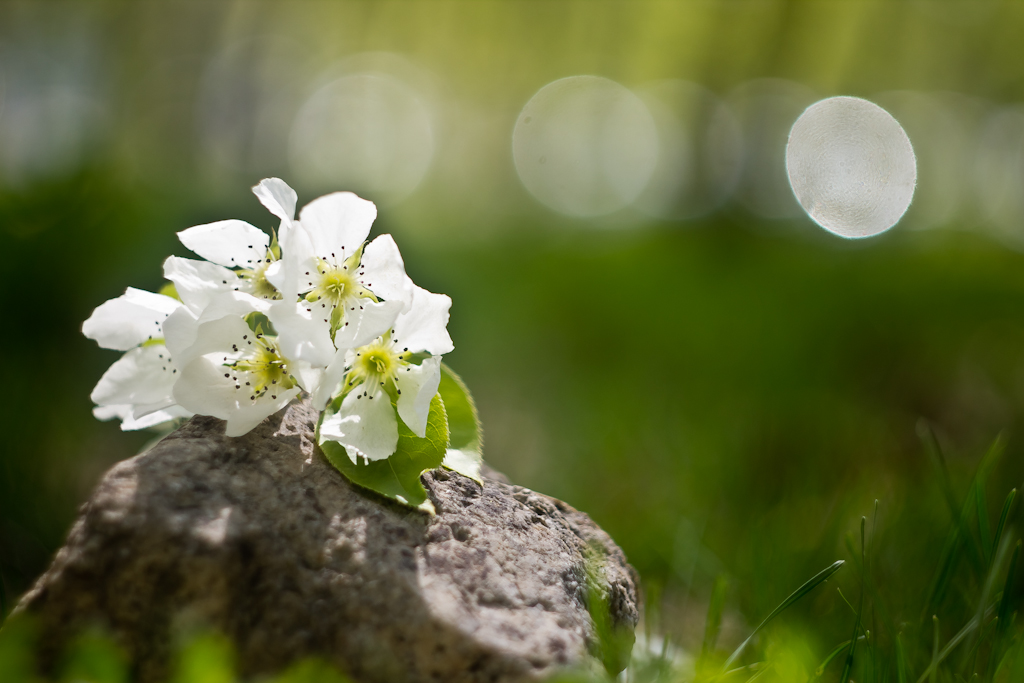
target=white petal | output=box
[392,286,454,356]
[308,298,404,411]
[93,404,128,422]
[162,256,237,315]
[289,360,324,395]
[311,347,346,411]
[176,315,252,368]
[196,291,271,324]
[319,385,398,462]
[162,306,199,368]
[173,355,299,437]
[266,215,317,300]
[333,298,404,351]
[267,300,335,367]
[122,405,192,431]
[177,220,270,269]
[83,288,182,351]
[298,192,376,260]
[253,177,297,224]
[224,389,299,437]
[91,345,178,408]
[360,234,414,311]
[95,402,190,431]
[131,397,179,418]
[396,355,442,438]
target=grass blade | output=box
[997,540,1020,636]
[992,490,1017,562]
[918,421,964,522]
[701,575,729,663]
[840,518,867,683]
[922,446,1004,620]
[812,636,866,680]
[960,531,1013,673]
[896,633,909,683]
[916,602,1000,683]
[988,540,1022,681]
[721,560,845,671]
[0,564,6,624]
[978,481,993,566]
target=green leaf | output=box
[437,363,484,483]
[319,393,449,513]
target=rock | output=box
[16,400,639,682]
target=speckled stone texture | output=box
[16,400,638,683]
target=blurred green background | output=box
[5,0,1024,679]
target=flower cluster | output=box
[83,179,454,467]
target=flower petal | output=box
[253,177,297,224]
[177,219,270,269]
[95,404,192,431]
[161,306,199,368]
[82,287,181,351]
[288,360,324,395]
[173,354,299,437]
[319,385,398,462]
[161,292,270,369]
[266,214,317,300]
[126,405,192,430]
[93,404,128,422]
[360,234,414,311]
[392,286,454,356]
[162,256,237,315]
[197,292,271,325]
[311,347,348,411]
[90,345,178,409]
[267,300,335,367]
[396,355,442,438]
[174,314,252,368]
[298,192,376,260]
[334,298,405,351]
[310,298,405,410]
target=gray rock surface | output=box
[16,400,638,682]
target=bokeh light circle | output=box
[786,96,917,239]
[513,75,658,218]
[728,79,817,220]
[975,105,1024,246]
[872,91,977,231]
[289,73,434,205]
[634,80,742,221]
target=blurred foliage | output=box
[4,0,1024,682]
[0,617,353,683]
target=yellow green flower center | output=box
[225,336,295,402]
[306,254,374,310]
[238,260,280,300]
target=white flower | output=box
[171,314,302,437]
[318,285,454,462]
[265,185,414,368]
[82,287,193,430]
[175,178,297,301]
